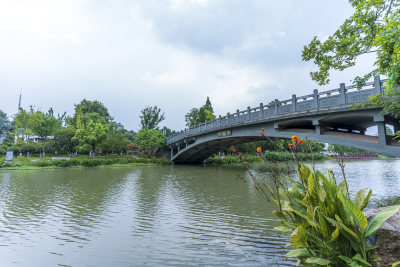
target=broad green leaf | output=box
[335,215,360,242]
[353,188,366,209]
[284,248,311,258]
[339,191,368,232]
[365,205,400,237]
[360,190,372,211]
[352,253,371,266]
[318,212,329,239]
[339,255,352,264]
[305,257,331,265]
[330,226,340,242]
[392,261,400,267]
[290,226,307,248]
[307,171,314,196]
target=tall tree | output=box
[67,99,112,128]
[185,97,216,127]
[139,106,165,130]
[72,120,109,156]
[302,0,400,127]
[0,109,11,134]
[135,128,166,153]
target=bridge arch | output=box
[167,77,400,164]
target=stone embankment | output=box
[364,208,400,266]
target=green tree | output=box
[302,0,399,88]
[72,120,109,156]
[67,99,112,128]
[161,126,177,138]
[328,144,370,154]
[0,109,11,134]
[120,129,137,142]
[302,0,400,135]
[135,128,166,153]
[139,106,165,130]
[185,97,216,127]
[54,128,76,154]
[101,122,130,154]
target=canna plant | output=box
[232,130,400,266]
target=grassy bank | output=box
[0,154,171,170]
[204,152,328,165]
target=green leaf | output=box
[352,253,371,266]
[284,248,311,258]
[330,226,340,242]
[274,226,292,232]
[335,215,360,242]
[339,191,368,232]
[290,226,307,248]
[318,211,329,239]
[360,190,372,211]
[392,261,400,267]
[353,188,366,209]
[305,257,331,265]
[365,205,400,237]
[339,255,352,264]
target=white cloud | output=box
[0,0,367,132]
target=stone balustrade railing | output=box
[167,76,385,145]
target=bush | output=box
[0,162,21,168]
[81,159,112,167]
[53,159,80,168]
[33,160,53,167]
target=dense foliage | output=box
[185,97,216,127]
[0,98,171,157]
[234,134,400,266]
[139,106,165,130]
[303,0,400,139]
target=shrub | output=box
[0,161,21,168]
[34,160,53,167]
[81,159,112,167]
[53,159,80,168]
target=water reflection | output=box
[0,160,398,266]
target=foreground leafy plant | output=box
[233,131,400,266]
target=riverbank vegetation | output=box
[234,132,400,266]
[205,152,328,165]
[0,154,171,169]
[0,99,176,159]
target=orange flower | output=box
[257,147,262,154]
[261,128,265,132]
[298,139,304,144]
[292,136,298,143]
[288,143,294,148]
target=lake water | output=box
[0,159,399,266]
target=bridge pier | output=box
[377,122,388,145]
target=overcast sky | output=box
[0,0,376,131]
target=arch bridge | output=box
[167,76,400,164]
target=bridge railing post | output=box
[374,76,382,95]
[274,99,279,115]
[313,89,319,109]
[227,112,230,124]
[247,106,251,120]
[219,115,222,127]
[339,83,346,105]
[236,109,240,123]
[260,103,264,119]
[291,95,296,112]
